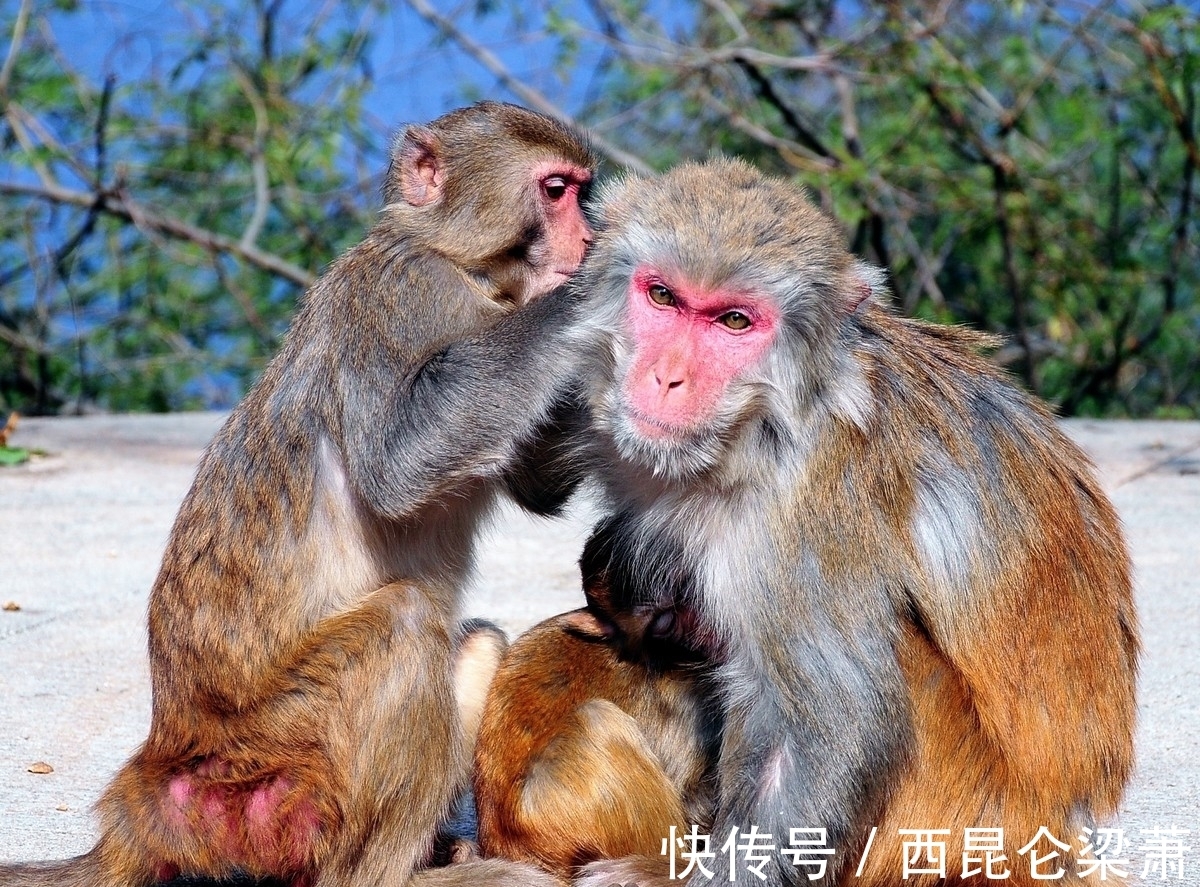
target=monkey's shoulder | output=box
[852,308,1068,440]
[295,228,509,355]
[855,307,1003,376]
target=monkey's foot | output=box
[574,855,672,887]
[411,858,566,887]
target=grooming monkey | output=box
[1,102,595,887]
[561,158,1138,887]
[473,522,719,880]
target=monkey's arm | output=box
[702,610,909,886]
[502,385,592,516]
[342,283,587,520]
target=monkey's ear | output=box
[398,126,445,207]
[844,259,888,314]
[562,609,613,641]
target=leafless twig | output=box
[404,0,654,175]
[0,180,314,287]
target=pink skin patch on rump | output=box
[623,266,779,437]
[166,773,196,826]
[162,762,322,876]
[246,777,291,829]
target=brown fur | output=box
[474,598,714,880]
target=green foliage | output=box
[0,447,30,466]
[556,1,1200,417]
[1,0,386,413]
[1,0,1196,418]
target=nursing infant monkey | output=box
[1,102,595,887]
[475,159,1138,887]
[474,519,720,879]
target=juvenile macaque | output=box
[0,102,595,887]
[472,524,719,880]
[569,159,1138,887]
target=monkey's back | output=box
[837,307,1138,882]
[141,223,514,717]
[474,612,710,877]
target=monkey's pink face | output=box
[621,267,779,440]
[527,162,593,300]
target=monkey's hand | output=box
[504,382,593,515]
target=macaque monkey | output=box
[0,102,595,887]
[569,159,1138,887]
[472,524,719,880]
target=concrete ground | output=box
[1,413,1197,879]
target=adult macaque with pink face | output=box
[558,158,1137,887]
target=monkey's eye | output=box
[542,176,568,200]
[648,283,676,307]
[719,311,752,330]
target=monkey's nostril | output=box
[654,374,684,390]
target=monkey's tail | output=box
[0,849,121,887]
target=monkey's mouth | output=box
[611,410,725,481]
[623,406,700,441]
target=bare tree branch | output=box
[0,180,314,287]
[695,88,835,172]
[4,105,58,190]
[231,63,273,250]
[701,0,750,43]
[0,323,43,353]
[904,10,1007,120]
[693,44,838,74]
[1003,0,1115,135]
[0,0,31,98]
[578,21,841,77]
[403,0,654,175]
[733,59,832,159]
[1138,32,1200,170]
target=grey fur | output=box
[572,158,1136,887]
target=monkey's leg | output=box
[8,590,550,887]
[452,620,508,762]
[410,858,569,887]
[50,585,425,887]
[575,854,673,887]
[858,623,1096,887]
[431,620,509,866]
[313,586,561,887]
[299,580,456,887]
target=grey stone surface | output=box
[0,414,1197,875]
